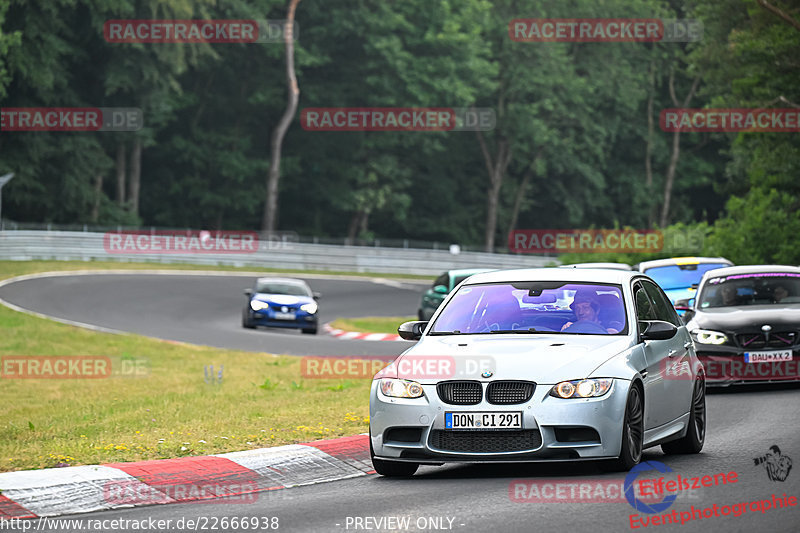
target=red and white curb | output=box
[324,323,405,342]
[0,434,372,520]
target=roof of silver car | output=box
[466,267,640,285]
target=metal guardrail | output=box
[0,230,556,275]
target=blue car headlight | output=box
[550,379,613,399]
[250,300,269,311]
[300,302,318,314]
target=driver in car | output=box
[561,292,619,333]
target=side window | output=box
[633,283,656,321]
[643,281,681,326]
[433,273,448,288]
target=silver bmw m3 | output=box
[369,268,706,476]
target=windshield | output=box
[255,281,310,296]
[430,282,627,335]
[643,263,728,290]
[698,273,800,308]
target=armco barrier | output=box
[0,231,553,275]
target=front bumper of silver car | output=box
[369,379,630,463]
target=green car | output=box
[417,268,496,320]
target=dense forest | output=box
[0,0,798,263]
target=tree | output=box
[262,0,301,233]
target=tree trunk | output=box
[261,0,302,233]
[477,129,512,253]
[757,0,800,31]
[507,156,539,235]
[645,59,656,227]
[346,209,367,241]
[91,174,103,222]
[128,138,142,216]
[659,72,700,227]
[116,143,126,206]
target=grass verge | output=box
[329,316,416,335]
[0,260,381,472]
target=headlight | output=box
[250,300,269,311]
[300,302,318,314]
[550,379,613,399]
[379,378,424,398]
[692,329,728,345]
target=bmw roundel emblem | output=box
[481,371,493,378]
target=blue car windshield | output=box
[430,282,627,335]
[255,282,310,296]
[643,263,728,290]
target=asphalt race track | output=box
[30,384,800,532]
[3,271,800,532]
[0,272,424,356]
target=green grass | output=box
[329,316,416,335]
[0,260,386,472]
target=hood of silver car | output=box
[394,334,633,384]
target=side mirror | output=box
[433,285,448,295]
[639,320,678,341]
[244,288,253,296]
[313,292,321,300]
[398,321,428,341]
[673,298,693,312]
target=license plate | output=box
[445,412,522,430]
[273,311,296,320]
[744,350,793,363]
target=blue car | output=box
[637,257,732,314]
[242,277,320,334]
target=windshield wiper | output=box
[488,328,543,334]
[428,330,463,336]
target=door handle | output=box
[668,349,678,358]
[683,342,692,350]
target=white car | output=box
[370,268,706,475]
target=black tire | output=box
[370,436,418,477]
[242,309,255,329]
[662,375,705,455]
[605,383,644,471]
[301,327,318,335]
